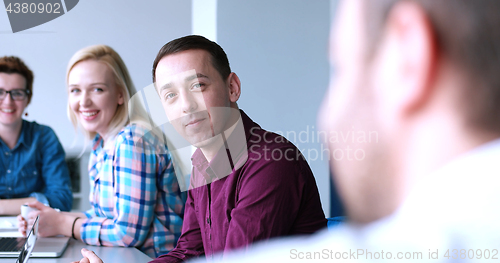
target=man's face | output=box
[320,0,397,223]
[155,49,233,148]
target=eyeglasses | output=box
[0,89,30,101]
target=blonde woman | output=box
[18,45,185,257]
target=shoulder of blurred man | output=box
[208,138,500,262]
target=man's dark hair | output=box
[152,35,231,83]
[365,0,500,132]
[0,56,34,104]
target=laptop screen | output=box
[16,216,38,263]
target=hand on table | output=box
[71,248,104,263]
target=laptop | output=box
[0,216,70,258]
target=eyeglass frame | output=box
[0,89,31,101]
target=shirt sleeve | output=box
[84,208,96,218]
[80,133,159,247]
[149,189,204,263]
[37,126,73,211]
[152,150,186,256]
[223,147,324,255]
[28,192,49,206]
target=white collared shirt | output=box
[212,138,500,262]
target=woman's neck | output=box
[0,119,23,149]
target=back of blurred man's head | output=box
[366,0,500,131]
[321,0,500,223]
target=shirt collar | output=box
[191,109,257,186]
[429,137,500,178]
[338,137,500,243]
[12,120,30,150]
[91,133,104,153]
[91,131,121,154]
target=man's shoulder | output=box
[384,145,500,253]
[246,125,305,164]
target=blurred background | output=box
[0,0,338,216]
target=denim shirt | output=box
[0,120,73,211]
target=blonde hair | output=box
[66,44,153,141]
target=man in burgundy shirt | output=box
[150,35,326,262]
[73,35,326,263]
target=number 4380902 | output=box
[444,249,498,260]
[5,2,61,14]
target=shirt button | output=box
[6,169,11,173]
[4,152,10,156]
[207,218,211,225]
[7,187,12,191]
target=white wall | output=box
[217,0,333,216]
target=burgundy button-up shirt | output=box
[151,110,326,262]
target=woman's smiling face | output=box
[68,60,124,138]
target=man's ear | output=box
[378,1,438,116]
[227,72,241,103]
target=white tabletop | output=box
[0,239,153,263]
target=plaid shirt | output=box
[81,124,185,258]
